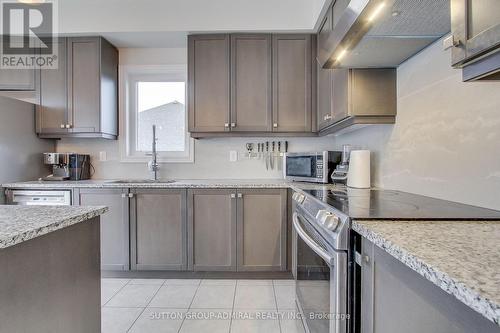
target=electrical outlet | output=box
[99,151,107,161]
[229,150,238,162]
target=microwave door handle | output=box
[293,213,335,265]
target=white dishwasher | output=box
[6,190,72,206]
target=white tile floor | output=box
[101,278,305,333]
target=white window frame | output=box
[120,65,194,163]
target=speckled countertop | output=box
[352,219,500,326]
[0,205,108,249]
[1,179,340,191]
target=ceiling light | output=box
[368,3,386,22]
[391,10,400,17]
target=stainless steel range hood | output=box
[318,0,451,69]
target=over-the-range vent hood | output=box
[318,0,451,68]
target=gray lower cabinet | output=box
[236,189,287,271]
[130,189,188,271]
[360,237,499,333]
[188,188,287,272]
[272,34,312,132]
[188,189,237,271]
[78,188,129,271]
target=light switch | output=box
[99,151,107,161]
[229,150,238,162]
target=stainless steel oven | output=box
[284,152,342,183]
[292,191,349,333]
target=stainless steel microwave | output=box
[284,151,342,183]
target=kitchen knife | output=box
[278,142,282,170]
[270,142,275,170]
[265,142,269,170]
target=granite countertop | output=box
[0,205,108,249]
[352,219,500,326]
[1,179,341,191]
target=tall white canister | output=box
[347,150,371,189]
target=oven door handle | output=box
[293,212,335,265]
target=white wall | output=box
[0,97,54,184]
[56,39,500,210]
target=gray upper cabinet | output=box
[188,34,231,133]
[78,188,129,271]
[359,236,499,333]
[451,0,500,80]
[36,37,118,139]
[130,189,187,271]
[317,7,334,131]
[36,38,68,135]
[188,189,237,271]
[236,189,287,271]
[318,68,396,135]
[272,34,312,132]
[188,33,315,137]
[230,34,272,132]
[451,0,500,65]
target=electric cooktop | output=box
[301,187,500,220]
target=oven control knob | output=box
[292,192,305,204]
[316,210,340,231]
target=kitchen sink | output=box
[110,179,176,184]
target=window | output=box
[121,65,193,162]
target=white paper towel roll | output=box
[347,150,371,189]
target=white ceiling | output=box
[58,0,329,47]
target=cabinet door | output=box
[361,237,499,333]
[188,35,230,132]
[67,37,100,133]
[317,5,333,66]
[130,189,187,271]
[272,34,312,132]
[230,34,272,132]
[451,0,500,65]
[236,189,287,271]
[317,62,333,130]
[36,38,68,134]
[188,189,236,271]
[331,69,349,123]
[79,188,129,271]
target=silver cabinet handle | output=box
[230,193,236,198]
[273,123,278,128]
[324,114,332,121]
[237,193,242,198]
[60,124,65,129]
[65,124,72,129]
[231,123,236,128]
[224,123,229,128]
[128,193,134,198]
[121,193,126,198]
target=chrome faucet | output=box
[147,125,160,181]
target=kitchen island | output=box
[0,205,107,333]
[353,219,500,332]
